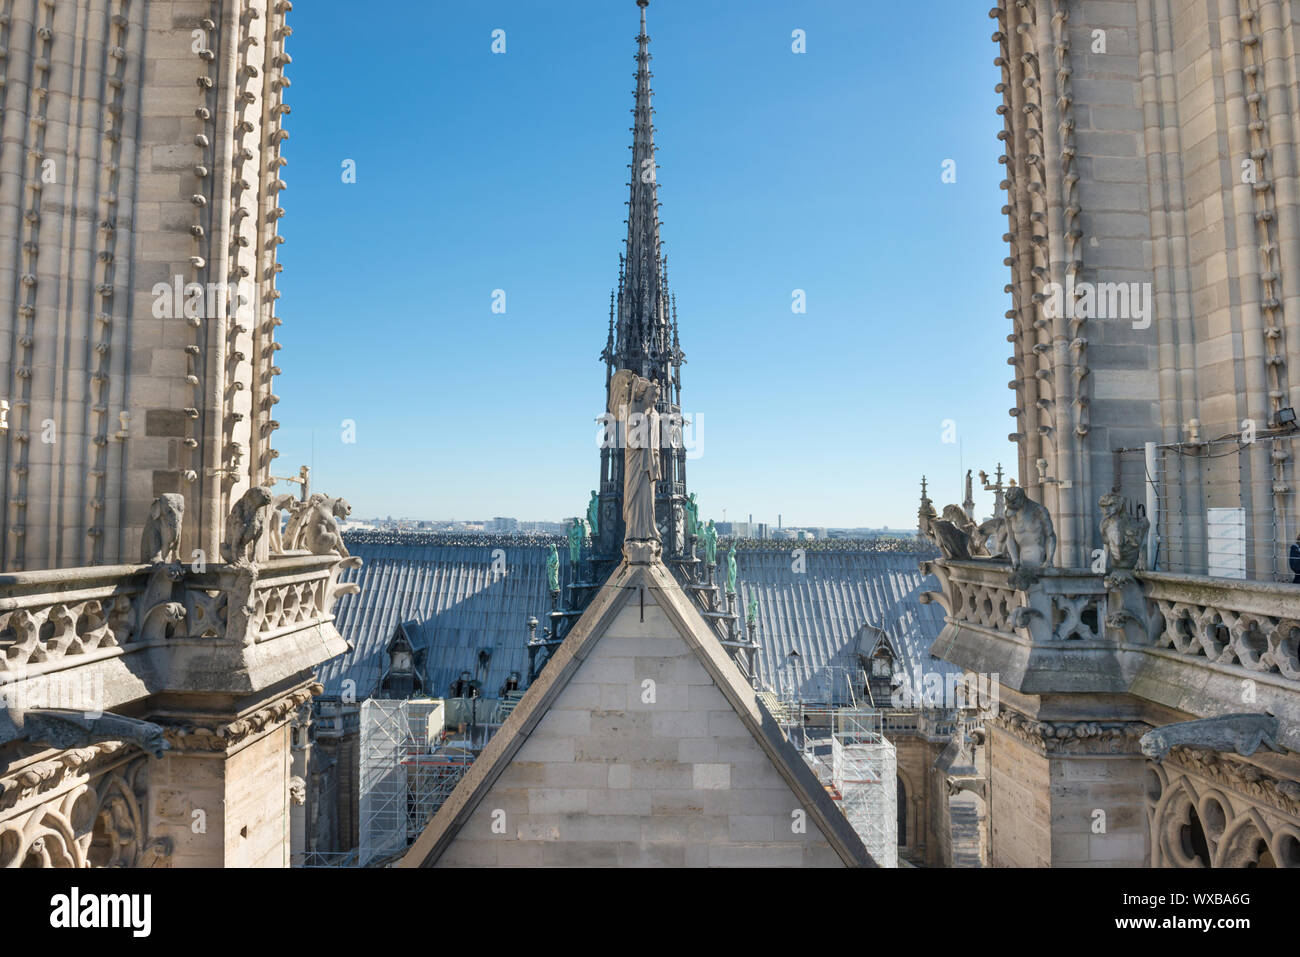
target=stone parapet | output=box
[928,558,1300,743]
[923,559,1127,695]
[0,552,353,714]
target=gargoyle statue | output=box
[1139,713,1283,762]
[221,485,274,565]
[0,708,169,758]
[140,493,184,564]
[302,496,352,558]
[1004,486,1056,587]
[268,493,299,554]
[1099,492,1149,575]
[978,516,1009,558]
[929,505,973,560]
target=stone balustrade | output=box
[881,710,920,735]
[1140,571,1300,681]
[920,709,960,740]
[927,557,1300,750]
[920,558,1109,643]
[0,564,151,677]
[0,553,356,710]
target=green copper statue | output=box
[587,490,599,539]
[746,592,758,628]
[546,543,559,593]
[726,544,738,596]
[685,493,699,538]
[702,519,718,565]
[567,518,583,565]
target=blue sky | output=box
[272,0,1014,529]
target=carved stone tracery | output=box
[1148,752,1300,868]
[0,748,172,868]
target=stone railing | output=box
[920,709,960,739]
[0,564,153,677]
[924,558,1131,694]
[927,556,1300,744]
[178,552,360,646]
[881,710,920,735]
[0,553,357,707]
[1139,572,1300,681]
[920,559,1108,644]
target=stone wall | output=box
[435,591,847,867]
[148,718,296,867]
[0,0,290,570]
[993,0,1300,577]
[148,748,227,867]
[223,724,291,867]
[893,734,938,863]
[311,729,359,853]
[1047,751,1150,866]
[988,725,1052,866]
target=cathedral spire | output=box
[594,0,689,568]
[617,0,667,385]
[918,476,936,540]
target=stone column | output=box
[148,681,318,867]
[985,706,1150,866]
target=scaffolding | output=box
[357,698,476,867]
[767,698,899,867]
[830,709,897,868]
[772,663,862,714]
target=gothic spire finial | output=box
[614,0,665,379]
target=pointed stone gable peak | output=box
[401,560,874,867]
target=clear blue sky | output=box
[273,0,1014,529]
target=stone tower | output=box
[929,0,1300,870]
[0,0,292,570]
[594,0,690,571]
[994,0,1300,579]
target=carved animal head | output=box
[330,497,352,520]
[151,493,185,527]
[1005,486,1028,512]
[1099,492,1125,519]
[140,724,169,759]
[941,505,968,525]
[241,486,274,513]
[1139,729,1170,761]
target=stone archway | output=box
[1217,810,1276,868]
[1147,761,1300,869]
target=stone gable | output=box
[403,562,872,867]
